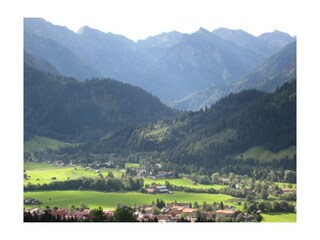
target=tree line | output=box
[24,176,144,192]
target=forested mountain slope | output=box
[24,67,176,142]
[84,81,296,176]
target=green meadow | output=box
[23,162,295,222]
[24,190,235,210]
[236,146,296,162]
[24,136,80,153]
[274,182,296,190]
[262,212,296,222]
[144,178,226,190]
[24,162,226,190]
[125,163,140,168]
[24,162,125,185]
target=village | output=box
[24,198,247,222]
[24,160,296,223]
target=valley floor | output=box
[262,212,296,222]
[23,162,296,222]
[24,190,237,210]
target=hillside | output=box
[68,81,296,177]
[24,51,60,75]
[24,66,176,142]
[24,18,294,103]
[24,31,101,80]
[173,41,296,111]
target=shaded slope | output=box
[24,67,176,142]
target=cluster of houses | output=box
[134,202,236,222]
[145,184,171,194]
[24,206,116,221]
[24,202,237,222]
[128,167,174,180]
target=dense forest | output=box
[93,80,296,153]
[43,80,296,179]
[24,66,176,142]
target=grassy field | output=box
[144,178,226,190]
[274,182,296,190]
[24,162,62,170]
[125,163,140,168]
[24,136,80,153]
[24,162,226,190]
[24,190,236,210]
[24,162,125,185]
[262,212,296,222]
[236,146,296,161]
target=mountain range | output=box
[24,19,296,178]
[24,18,295,103]
[173,41,296,111]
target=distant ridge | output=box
[24,18,295,103]
[173,41,296,111]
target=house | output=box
[104,210,114,218]
[215,209,235,217]
[146,184,170,194]
[30,208,40,214]
[155,185,169,193]
[69,209,90,220]
[144,207,153,213]
[24,198,40,205]
[181,208,196,214]
[146,188,157,194]
[135,212,145,222]
[220,178,229,185]
[161,208,171,214]
[182,208,197,220]
[51,209,67,218]
[142,213,156,221]
[54,160,64,166]
[170,208,183,217]
[157,214,172,222]
[282,188,294,194]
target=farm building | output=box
[155,185,169,193]
[215,209,235,217]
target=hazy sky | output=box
[26,0,297,41]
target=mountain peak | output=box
[259,30,293,39]
[136,31,184,49]
[198,27,210,33]
[77,26,106,36]
[214,27,246,34]
[258,30,295,49]
[77,26,91,35]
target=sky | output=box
[22,0,298,41]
